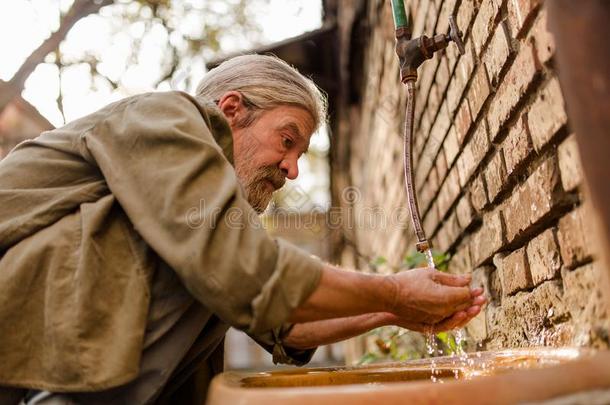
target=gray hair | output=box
[195,54,328,131]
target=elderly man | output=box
[0,55,484,404]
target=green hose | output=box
[390,0,408,29]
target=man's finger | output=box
[470,287,484,297]
[466,305,481,317]
[472,295,486,306]
[432,271,471,287]
[432,311,467,332]
[443,286,473,308]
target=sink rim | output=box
[207,349,610,405]
[219,347,596,390]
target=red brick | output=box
[425,0,438,34]
[446,37,461,75]
[470,173,489,213]
[419,175,437,215]
[483,21,512,86]
[450,244,472,275]
[446,44,473,116]
[436,0,457,35]
[427,83,441,123]
[471,0,500,56]
[457,0,476,39]
[446,76,461,116]
[456,194,475,229]
[558,205,595,269]
[484,149,508,202]
[528,77,567,152]
[489,268,503,303]
[529,9,555,65]
[436,147,448,182]
[424,200,441,237]
[562,262,607,325]
[455,100,473,145]
[503,156,563,242]
[435,57,451,95]
[522,156,563,224]
[467,65,492,120]
[418,57,440,112]
[417,111,432,148]
[417,103,451,188]
[557,134,583,192]
[437,167,461,218]
[443,126,460,168]
[456,40,476,91]
[508,0,541,38]
[471,212,506,266]
[435,211,461,252]
[497,248,533,295]
[411,0,430,37]
[526,228,562,286]
[502,113,533,175]
[487,41,541,140]
[457,120,490,187]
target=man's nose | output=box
[279,157,299,180]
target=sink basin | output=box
[207,348,610,404]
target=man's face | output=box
[219,93,314,213]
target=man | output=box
[0,54,484,404]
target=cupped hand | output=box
[387,267,482,322]
[382,293,487,333]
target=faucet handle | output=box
[448,15,465,55]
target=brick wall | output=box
[333,0,608,351]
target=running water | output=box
[423,248,435,269]
[452,328,469,379]
[425,329,442,383]
[422,249,473,381]
[423,248,442,382]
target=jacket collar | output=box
[193,95,234,165]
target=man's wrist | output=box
[347,269,398,315]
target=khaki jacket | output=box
[0,91,323,392]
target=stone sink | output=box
[207,348,610,404]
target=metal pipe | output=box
[389,7,464,265]
[401,80,430,254]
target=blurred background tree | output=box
[1,0,274,120]
[0,0,329,210]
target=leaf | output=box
[358,352,380,365]
[371,255,387,267]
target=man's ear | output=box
[218,91,246,127]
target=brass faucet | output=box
[395,15,465,83]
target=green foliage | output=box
[402,250,450,271]
[357,326,423,365]
[436,331,464,355]
[365,250,450,274]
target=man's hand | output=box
[289,264,483,326]
[382,290,486,333]
[386,267,478,324]
[284,293,486,350]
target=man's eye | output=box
[282,137,294,149]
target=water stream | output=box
[420,247,475,381]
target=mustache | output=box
[252,165,286,190]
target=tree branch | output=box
[0,0,115,114]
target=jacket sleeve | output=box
[250,323,317,366]
[79,91,323,335]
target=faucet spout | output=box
[395,15,465,82]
